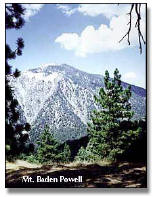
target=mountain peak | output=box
[39,63,61,69]
[9,63,146,142]
[28,63,75,74]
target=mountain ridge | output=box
[9,64,146,142]
[28,64,146,97]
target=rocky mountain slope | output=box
[9,64,146,142]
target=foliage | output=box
[82,68,141,161]
[75,147,88,162]
[61,143,71,163]
[119,119,147,161]
[18,153,39,164]
[5,4,33,157]
[25,155,40,164]
[36,126,71,164]
[6,4,25,29]
[67,135,89,161]
[75,145,100,162]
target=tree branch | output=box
[135,4,146,54]
[119,4,134,45]
[119,4,146,54]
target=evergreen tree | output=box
[75,147,87,162]
[62,143,71,163]
[87,68,136,160]
[37,126,71,163]
[6,4,33,157]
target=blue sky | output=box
[6,4,146,88]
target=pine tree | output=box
[75,147,87,162]
[62,143,71,163]
[36,126,71,163]
[6,4,33,157]
[87,68,135,160]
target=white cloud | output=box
[56,4,130,19]
[122,72,137,84]
[22,4,44,21]
[55,33,79,50]
[55,7,146,57]
[56,4,146,21]
[56,4,76,16]
[77,4,129,19]
[123,72,137,80]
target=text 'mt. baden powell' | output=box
[22,175,83,183]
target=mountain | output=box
[9,64,146,143]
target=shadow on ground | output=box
[6,162,147,188]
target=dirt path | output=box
[6,160,147,188]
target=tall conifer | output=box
[37,126,71,163]
[87,68,135,160]
[6,4,33,157]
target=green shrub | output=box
[36,126,71,164]
[26,155,39,164]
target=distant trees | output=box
[36,126,71,163]
[76,68,142,161]
[6,4,33,158]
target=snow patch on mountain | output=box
[9,63,146,142]
[10,70,63,124]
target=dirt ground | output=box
[6,160,147,188]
